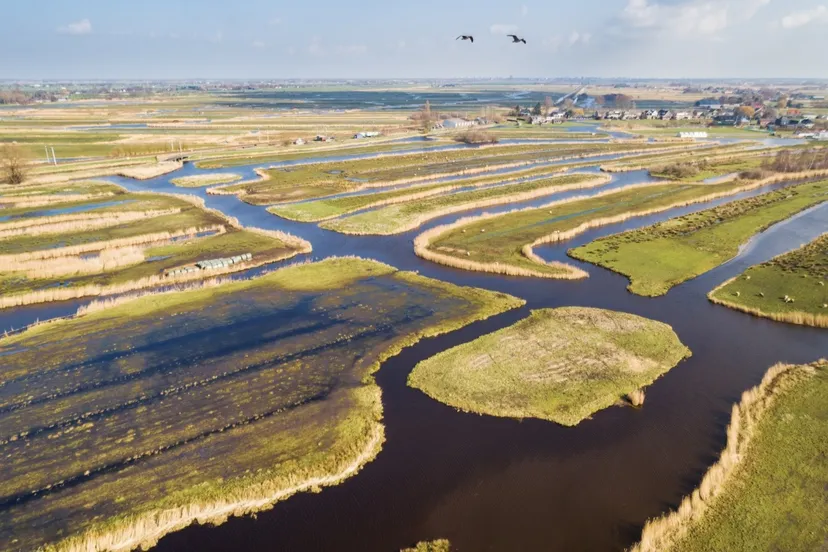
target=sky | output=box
[2,0,828,79]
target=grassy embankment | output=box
[415,176,783,280]
[600,143,754,173]
[209,142,693,205]
[0,184,310,308]
[320,173,611,235]
[409,308,690,426]
[708,234,828,327]
[0,257,524,552]
[570,179,828,296]
[631,360,827,552]
[170,173,242,188]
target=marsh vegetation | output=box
[0,258,522,552]
[408,308,690,426]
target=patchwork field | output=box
[415,177,775,279]
[210,142,685,205]
[0,181,309,308]
[708,234,828,327]
[0,257,523,552]
[570,179,828,296]
[320,173,611,235]
[408,308,690,426]
[632,360,828,552]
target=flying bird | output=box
[507,35,527,44]
[456,35,474,43]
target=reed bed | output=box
[630,360,824,552]
[0,209,181,240]
[707,289,828,328]
[0,246,304,310]
[600,145,757,173]
[0,225,226,264]
[116,161,183,180]
[132,190,243,229]
[324,173,612,236]
[0,192,115,209]
[76,277,231,316]
[244,226,313,253]
[13,246,147,279]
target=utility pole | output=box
[45,146,50,164]
[51,147,57,165]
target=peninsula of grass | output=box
[170,173,241,188]
[267,165,574,223]
[0,257,523,552]
[417,178,766,279]
[408,307,691,426]
[708,234,828,327]
[211,142,676,205]
[320,173,610,235]
[0,189,310,308]
[570,179,828,296]
[632,360,827,552]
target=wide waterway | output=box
[0,145,825,552]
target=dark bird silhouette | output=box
[507,34,527,44]
[456,35,474,43]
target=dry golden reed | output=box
[0,209,182,240]
[630,360,824,552]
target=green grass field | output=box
[320,173,603,235]
[423,179,762,278]
[408,307,690,426]
[709,234,828,326]
[570,180,828,296]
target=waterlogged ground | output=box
[0,259,520,551]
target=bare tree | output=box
[543,96,553,116]
[1,143,29,184]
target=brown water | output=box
[1,152,826,552]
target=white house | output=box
[678,131,708,139]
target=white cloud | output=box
[490,23,519,35]
[521,4,529,17]
[252,40,266,49]
[781,5,828,29]
[58,19,92,35]
[569,31,592,45]
[744,0,770,19]
[618,0,729,37]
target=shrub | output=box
[454,129,499,145]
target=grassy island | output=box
[708,234,828,327]
[170,173,241,188]
[416,178,773,280]
[570,179,828,296]
[0,257,523,552]
[408,307,691,426]
[320,173,610,235]
[0,182,311,309]
[632,360,827,552]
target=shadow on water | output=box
[1,149,826,552]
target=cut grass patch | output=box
[170,173,241,188]
[408,307,690,426]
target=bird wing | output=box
[456,35,463,40]
[507,34,518,39]
[469,36,474,42]
[521,38,527,43]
